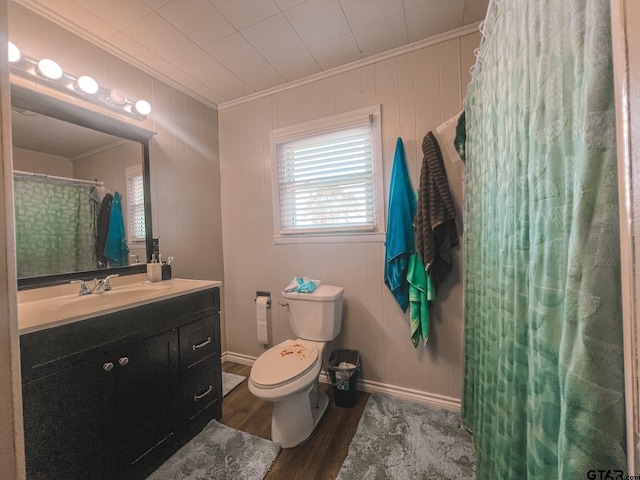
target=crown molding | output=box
[218,22,480,110]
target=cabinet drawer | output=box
[179,315,219,368]
[182,357,220,422]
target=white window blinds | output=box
[125,165,145,242]
[272,106,382,237]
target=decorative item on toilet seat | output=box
[280,343,309,359]
[248,284,345,448]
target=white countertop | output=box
[18,274,222,335]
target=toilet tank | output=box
[282,285,344,341]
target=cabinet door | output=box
[22,357,111,480]
[108,329,181,480]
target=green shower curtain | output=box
[462,1,626,478]
[14,177,96,277]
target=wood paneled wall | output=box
[7,4,225,351]
[220,31,481,402]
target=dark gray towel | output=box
[95,193,113,268]
[414,132,458,291]
[454,110,466,162]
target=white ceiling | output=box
[14,0,488,109]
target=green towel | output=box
[407,252,434,347]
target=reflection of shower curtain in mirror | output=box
[14,177,97,277]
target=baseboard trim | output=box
[222,351,256,366]
[222,350,461,412]
[356,378,461,411]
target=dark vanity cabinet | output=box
[20,287,221,480]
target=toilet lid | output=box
[251,339,320,388]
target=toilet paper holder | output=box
[255,291,271,307]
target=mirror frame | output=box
[11,83,156,290]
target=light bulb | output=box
[134,99,151,116]
[37,58,63,80]
[8,42,20,62]
[77,75,99,94]
[109,89,127,105]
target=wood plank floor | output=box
[221,362,369,480]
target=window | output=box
[125,165,145,243]
[271,105,384,242]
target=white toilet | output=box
[249,284,344,448]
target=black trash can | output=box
[328,349,360,407]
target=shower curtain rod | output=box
[13,170,104,187]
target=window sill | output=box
[274,232,386,245]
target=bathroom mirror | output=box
[11,83,156,289]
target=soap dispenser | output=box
[147,253,162,282]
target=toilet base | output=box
[271,384,329,448]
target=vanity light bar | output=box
[7,42,151,121]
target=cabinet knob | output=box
[118,357,129,367]
[103,362,114,372]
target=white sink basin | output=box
[53,284,172,310]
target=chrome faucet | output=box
[71,279,92,296]
[92,274,119,294]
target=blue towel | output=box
[103,192,129,267]
[384,138,416,312]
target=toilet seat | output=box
[251,339,320,389]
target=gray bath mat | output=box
[222,371,245,397]
[147,420,280,480]
[337,393,476,480]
